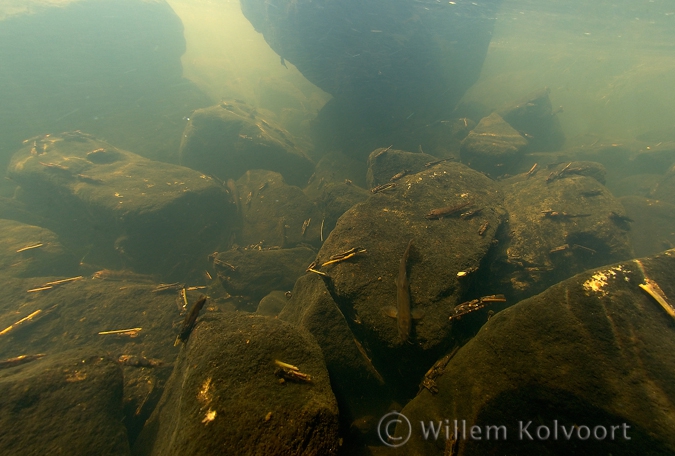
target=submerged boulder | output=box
[496,161,633,299]
[0,275,185,443]
[0,350,129,456]
[303,152,371,239]
[7,131,232,279]
[620,196,675,257]
[397,249,675,455]
[240,0,502,126]
[179,101,314,187]
[366,147,438,189]
[0,219,78,279]
[460,112,528,177]
[650,162,675,206]
[295,161,505,392]
[135,312,340,456]
[211,245,316,306]
[280,274,391,426]
[235,169,322,248]
[497,87,566,152]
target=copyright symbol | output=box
[377,411,411,448]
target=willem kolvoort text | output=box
[420,420,632,442]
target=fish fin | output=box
[382,306,398,318]
[411,309,424,320]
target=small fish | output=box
[383,240,422,343]
[424,158,449,167]
[426,201,472,220]
[609,211,633,223]
[76,174,104,184]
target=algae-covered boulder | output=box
[7,131,232,278]
[0,275,186,441]
[497,87,566,152]
[620,196,675,257]
[650,162,675,206]
[179,101,314,187]
[240,0,502,124]
[256,290,290,316]
[211,245,316,305]
[0,219,78,279]
[135,312,339,456]
[396,249,675,456]
[460,112,528,177]
[303,152,370,239]
[497,161,633,299]
[305,151,369,191]
[366,147,438,189]
[300,161,505,391]
[0,350,129,456]
[235,169,322,248]
[280,274,391,425]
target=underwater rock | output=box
[304,161,505,391]
[620,196,675,257]
[235,169,322,248]
[7,132,232,279]
[460,112,528,177]
[308,180,370,243]
[649,162,675,206]
[0,350,129,456]
[366,147,437,189]
[0,276,180,354]
[396,249,675,456]
[256,290,290,317]
[413,117,477,161]
[135,312,339,456]
[629,141,675,174]
[179,100,314,187]
[567,139,675,184]
[306,151,369,191]
[497,87,566,152]
[608,174,660,198]
[211,245,316,307]
[496,161,632,300]
[280,274,392,426]
[240,0,502,126]
[0,219,78,279]
[0,275,183,443]
[302,152,370,238]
